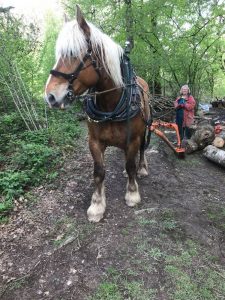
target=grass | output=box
[136,216,158,226]
[89,282,123,300]
[159,208,185,240]
[164,240,225,300]
[88,267,156,300]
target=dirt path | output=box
[1,123,225,300]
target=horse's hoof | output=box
[125,191,141,207]
[87,203,105,222]
[123,169,128,178]
[137,167,148,178]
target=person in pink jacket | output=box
[174,85,196,140]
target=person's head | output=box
[180,85,190,96]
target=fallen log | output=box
[185,124,215,154]
[203,145,225,167]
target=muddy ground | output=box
[1,123,225,300]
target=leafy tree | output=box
[62,0,225,100]
[33,13,61,99]
[0,9,42,129]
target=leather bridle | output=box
[49,41,100,102]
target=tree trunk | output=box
[151,14,161,95]
[124,0,134,50]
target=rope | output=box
[77,83,134,101]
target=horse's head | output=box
[45,6,100,108]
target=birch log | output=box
[203,145,225,167]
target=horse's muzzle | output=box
[46,93,61,108]
[45,91,76,109]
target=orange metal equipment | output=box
[149,120,185,157]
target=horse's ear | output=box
[76,5,90,38]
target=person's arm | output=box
[174,98,181,109]
[184,96,195,110]
[174,97,185,109]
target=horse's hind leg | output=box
[87,140,106,222]
[137,132,148,177]
[125,140,141,207]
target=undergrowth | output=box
[0,105,82,222]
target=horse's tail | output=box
[143,110,153,150]
[136,76,153,150]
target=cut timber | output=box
[213,137,225,148]
[203,145,225,167]
[185,124,215,154]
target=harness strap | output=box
[50,40,93,83]
[50,52,91,83]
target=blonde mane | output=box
[55,20,124,87]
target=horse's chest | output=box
[89,122,128,146]
[102,123,127,144]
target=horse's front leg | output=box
[87,140,106,222]
[125,140,141,207]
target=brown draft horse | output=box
[45,6,151,222]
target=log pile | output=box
[186,114,225,168]
[151,95,175,122]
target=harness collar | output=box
[84,55,142,123]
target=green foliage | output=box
[0,11,40,109]
[48,121,81,147]
[0,106,82,221]
[33,13,61,98]
[64,0,225,99]
[12,142,59,179]
[0,8,83,223]
[20,129,50,145]
[0,170,29,201]
[0,112,27,133]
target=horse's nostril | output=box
[48,93,56,105]
[67,90,74,99]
